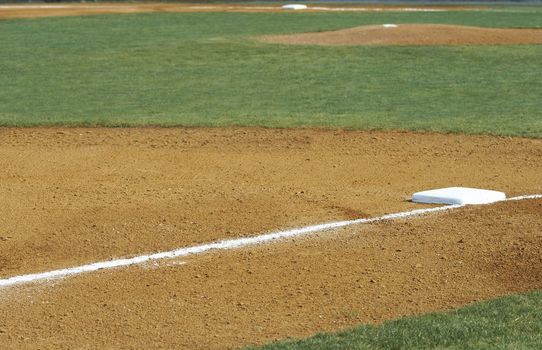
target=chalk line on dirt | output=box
[0,194,540,289]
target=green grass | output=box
[1,8,541,136]
[249,290,542,350]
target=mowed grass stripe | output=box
[1,10,542,136]
[250,290,542,350]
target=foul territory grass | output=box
[249,290,542,350]
[1,8,542,136]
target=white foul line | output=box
[0,194,541,289]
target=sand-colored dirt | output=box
[0,3,479,20]
[261,24,542,46]
[0,199,541,349]
[0,127,541,348]
[1,127,541,278]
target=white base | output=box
[412,187,506,205]
[282,4,308,10]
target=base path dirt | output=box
[1,199,541,349]
[261,24,542,46]
[0,3,481,20]
[0,127,541,348]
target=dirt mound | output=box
[261,24,542,46]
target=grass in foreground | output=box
[1,8,542,136]
[249,290,542,350]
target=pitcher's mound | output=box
[260,24,542,46]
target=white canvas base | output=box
[282,4,308,10]
[412,187,506,205]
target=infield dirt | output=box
[0,3,477,20]
[0,127,541,348]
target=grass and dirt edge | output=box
[250,290,542,349]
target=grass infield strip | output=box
[249,290,542,350]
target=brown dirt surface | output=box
[261,24,542,46]
[0,127,541,348]
[0,3,481,20]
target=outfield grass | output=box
[1,9,542,136]
[249,290,542,350]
